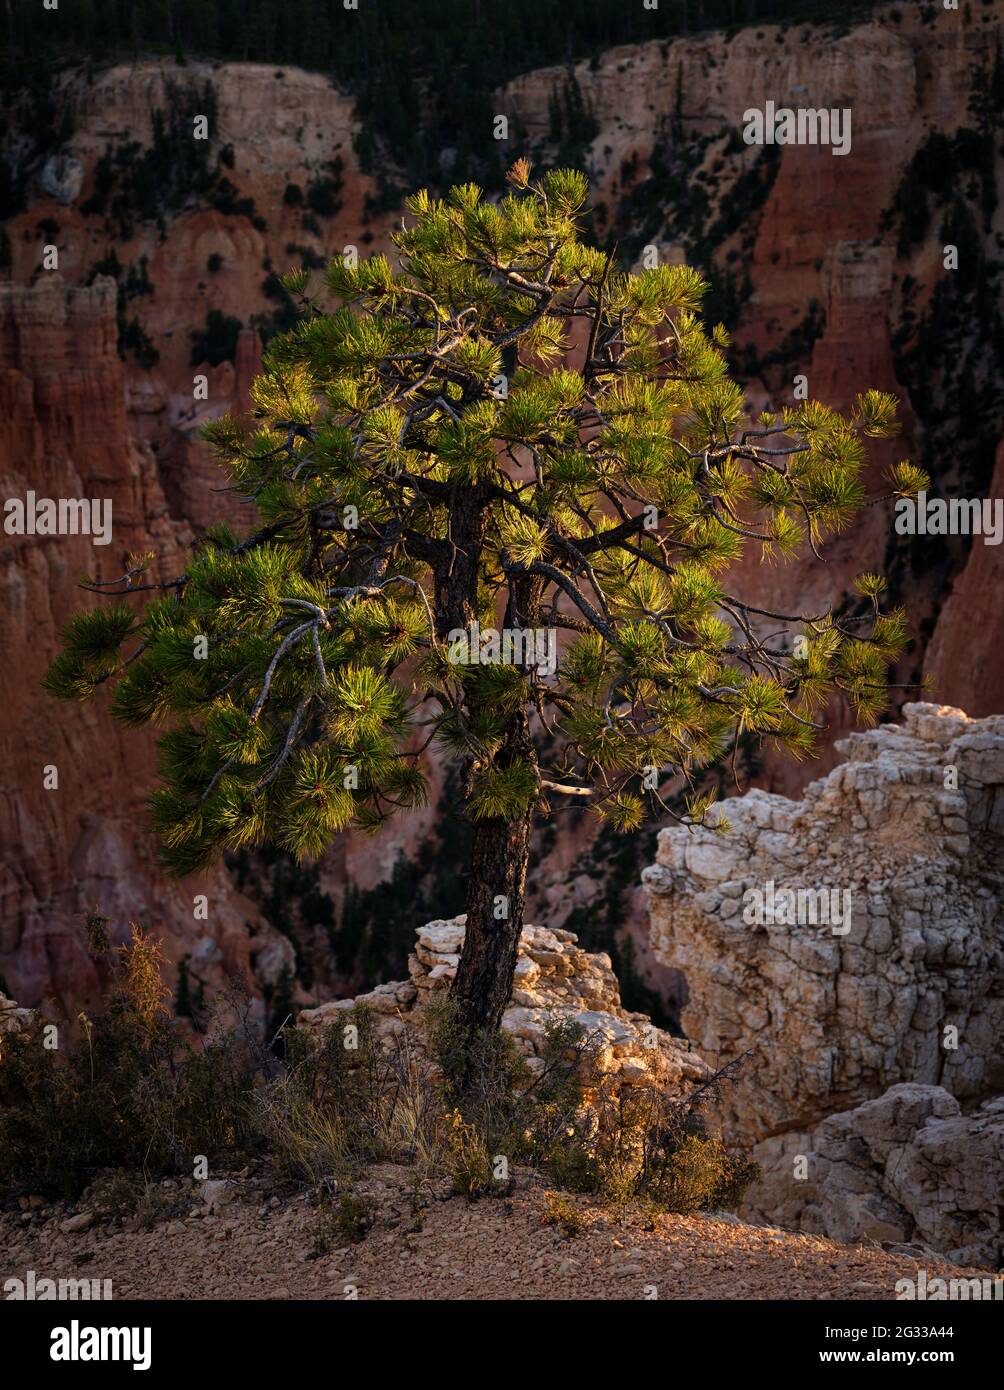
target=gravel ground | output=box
[1,1164,985,1302]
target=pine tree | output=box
[45,165,923,1039]
[174,955,193,1020]
[173,953,205,1032]
[267,963,296,1058]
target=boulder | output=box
[644,703,1004,1264]
[745,1085,1004,1268]
[299,916,709,1098]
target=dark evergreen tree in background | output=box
[1,0,894,198]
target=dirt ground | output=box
[1,1164,986,1301]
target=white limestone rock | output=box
[298,915,708,1098]
[644,704,1004,1143]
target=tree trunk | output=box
[441,501,542,1036]
[452,798,534,1034]
[452,707,537,1034]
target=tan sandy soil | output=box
[0,1165,985,1302]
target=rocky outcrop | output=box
[0,993,34,1037]
[643,702,1004,1260]
[746,1085,1004,1269]
[644,703,1004,1142]
[300,916,710,1095]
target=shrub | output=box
[552,1063,760,1212]
[256,1007,445,1182]
[0,927,264,1198]
[541,1191,584,1236]
[85,1170,177,1230]
[308,1191,374,1253]
[443,1107,503,1197]
[190,307,242,366]
[0,921,757,1220]
[427,998,593,1193]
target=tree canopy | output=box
[46,164,923,883]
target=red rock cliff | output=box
[2,8,1002,1012]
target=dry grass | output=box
[0,924,758,1224]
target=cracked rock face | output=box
[643,704,1004,1145]
[745,1084,1004,1268]
[300,917,709,1095]
[644,703,1004,1262]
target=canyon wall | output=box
[2,5,1002,1014]
[0,276,295,1017]
[0,62,403,1010]
[923,440,1004,718]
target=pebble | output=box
[60,1212,95,1234]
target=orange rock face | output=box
[2,9,1001,1012]
[0,276,268,1011]
[923,440,1004,716]
[0,60,396,1011]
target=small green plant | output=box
[541,1190,584,1236]
[404,1183,427,1234]
[443,1107,502,1198]
[309,1190,374,1254]
[86,1170,176,1230]
[86,1168,146,1220]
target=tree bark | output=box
[451,708,537,1034]
[431,482,491,641]
[437,495,543,1035]
[452,797,534,1035]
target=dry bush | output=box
[256,1006,447,1183]
[0,926,266,1198]
[0,921,757,1221]
[546,1055,760,1213]
[541,1191,585,1236]
[85,1170,179,1230]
